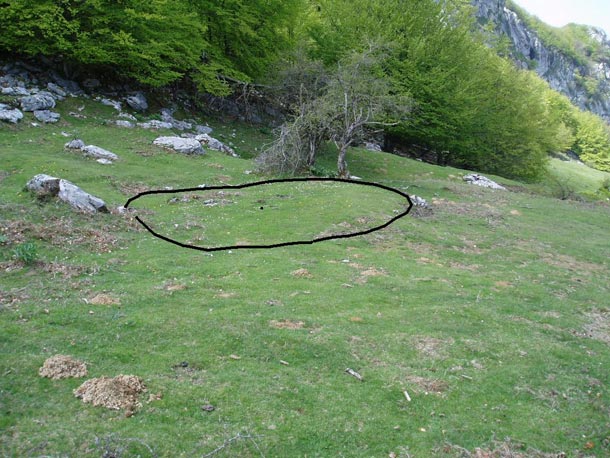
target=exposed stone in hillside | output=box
[33,109,60,123]
[2,86,29,96]
[463,173,506,190]
[46,82,67,98]
[26,174,109,213]
[153,136,205,155]
[20,91,56,112]
[138,120,174,130]
[82,145,119,162]
[160,108,192,130]
[0,104,23,123]
[115,120,134,128]
[125,91,148,112]
[195,133,237,157]
[472,0,610,120]
[65,139,86,150]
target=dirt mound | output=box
[88,293,121,305]
[74,375,146,411]
[291,268,313,278]
[39,355,87,379]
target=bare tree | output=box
[258,45,411,177]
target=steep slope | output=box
[472,0,610,121]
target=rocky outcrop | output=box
[0,103,23,123]
[33,110,60,123]
[463,173,506,190]
[472,0,610,120]
[20,91,56,111]
[153,136,205,155]
[26,174,108,213]
[195,133,237,157]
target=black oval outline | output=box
[124,178,413,252]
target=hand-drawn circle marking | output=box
[124,177,413,252]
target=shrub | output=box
[12,242,38,265]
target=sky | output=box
[513,0,610,35]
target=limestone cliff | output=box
[472,0,610,121]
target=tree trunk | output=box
[337,144,349,178]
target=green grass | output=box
[1,98,609,457]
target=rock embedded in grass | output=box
[81,144,119,162]
[26,174,109,213]
[0,104,23,123]
[20,91,56,112]
[33,109,60,123]
[463,173,506,190]
[153,136,205,155]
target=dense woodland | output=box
[1,0,610,179]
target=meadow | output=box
[1,97,609,457]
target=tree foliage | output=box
[0,0,305,93]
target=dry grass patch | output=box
[583,309,610,344]
[270,319,305,330]
[39,355,87,379]
[413,336,454,359]
[74,375,146,412]
[405,375,449,395]
[88,293,121,306]
[441,439,566,457]
[291,268,313,278]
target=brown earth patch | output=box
[214,291,237,299]
[541,253,605,274]
[0,287,29,308]
[88,293,121,306]
[39,261,88,279]
[162,281,187,292]
[39,355,87,379]
[291,268,313,278]
[111,180,153,197]
[74,375,146,411]
[449,262,479,271]
[270,319,305,330]
[582,309,610,344]
[0,217,122,253]
[494,281,513,288]
[413,336,454,359]
[405,375,449,394]
[440,439,565,457]
[355,266,388,284]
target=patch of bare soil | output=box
[541,253,605,274]
[39,355,87,379]
[270,319,305,330]
[39,261,88,279]
[291,268,313,278]
[160,280,187,292]
[74,375,146,412]
[582,309,610,344]
[0,287,29,308]
[405,375,449,394]
[440,439,566,457]
[0,217,122,253]
[88,293,121,305]
[413,336,454,359]
[354,266,388,284]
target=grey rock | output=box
[160,108,192,130]
[96,158,114,165]
[118,112,137,121]
[33,110,60,123]
[50,74,83,96]
[194,124,213,135]
[99,98,122,111]
[126,92,148,112]
[20,91,56,112]
[410,195,429,207]
[47,82,67,98]
[195,133,237,157]
[58,179,108,213]
[0,107,23,123]
[153,136,205,155]
[463,173,506,190]
[115,120,134,128]
[2,86,30,96]
[82,145,119,161]
[26,174,61,196]
[364,142,382,152]
[137,120,174,129]
[65,139,86,150]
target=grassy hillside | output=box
[1,97,609,457]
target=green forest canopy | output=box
[1,0,609,178]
